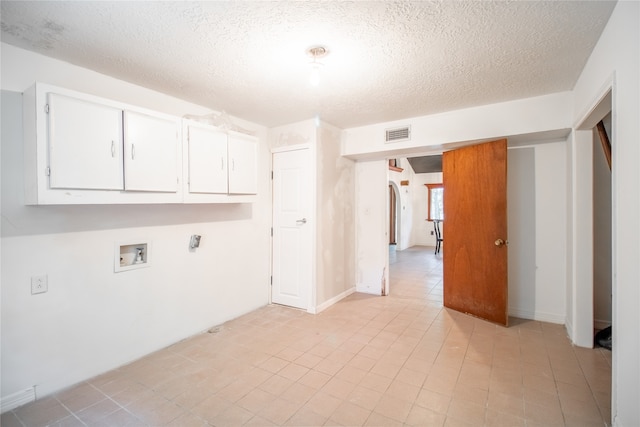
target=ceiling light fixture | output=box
[307,46,328,87]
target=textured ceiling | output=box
[0,1,616,129]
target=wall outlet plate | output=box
[31,275,48,295]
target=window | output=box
[425,184,444,221]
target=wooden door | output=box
[272,148,312,310]
[443,139,508,325]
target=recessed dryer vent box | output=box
[115,241,150,272]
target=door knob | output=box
[296,218,307,225]
[495,239,506,246]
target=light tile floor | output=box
[3,246,612,426]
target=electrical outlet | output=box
[31,275,48,295]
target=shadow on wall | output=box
[2,204,254,237]
[507,148,536,315]
[1,90,254,237]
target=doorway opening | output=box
[386,164,444,297]
[388,181,400,246]
[574,87,613,348]
[593,112,612,347]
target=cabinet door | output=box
[48,93,124,190]
[123,111,179,192]
[228,133,258,194]
[187,125,228,194]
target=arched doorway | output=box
[388,182,400,246]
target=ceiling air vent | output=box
[385,126,411,143]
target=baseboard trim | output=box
[355,283,383,295]
[1,387,36,413]
[565,317,574,343]
[509,307,565,325]
[311,287,356,314]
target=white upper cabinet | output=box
[182,121,258,203]
[228,132,258,195]
[23,83,182,204]
[48,93,124,190]
[123,111,180,193]
[186,124,228,194]
[24,83,258,205]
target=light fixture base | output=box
[306,46,328,87]
[307,46,328,59]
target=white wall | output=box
[316,122,356,306]
[571,2,640,425]
[355,160,388,295]
[1,46,271,403]
[343,91,572,160]
[507,142,567,323]
[533,142,567,322]
[269,119,316,150]
[411,172,443,248]
[566,129,595,348]
[507,147,537,320]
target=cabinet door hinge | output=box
[45,167,51,176]
[44,104,50,114]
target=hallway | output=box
[2,246,611,426]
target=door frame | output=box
[270,143,317,313]
[388,181,401,246]
[572,82,614,347]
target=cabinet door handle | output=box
[221,157,224,170]
[131,144,135,160]
[232,159,235,171]
[111,140,116,157]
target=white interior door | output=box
[272,148,311,310]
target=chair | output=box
[434,220,443,254]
